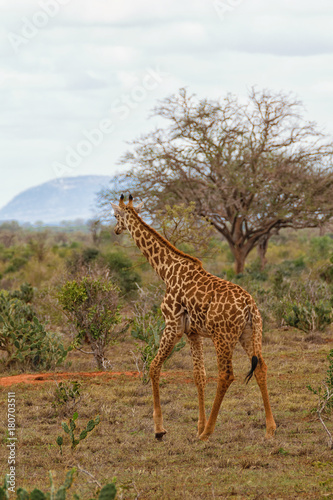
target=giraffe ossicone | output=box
[111,195,276,441]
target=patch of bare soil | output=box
[0,370,217,387]
[0,371,140,387]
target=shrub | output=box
[275,256,306,279]
[82,247,100,263]
[309,236,333,261]
[4,256,28,274]
[65,248,99,278]
[0,469,117,500]
[57,412,100,452]
[58,269,123,370]
[0,289,69,370]
[320,254,333,284]
[28,231,49,262]
[103,252,141,295]
[272,275,333,332]
[52,380,81,412]
[11,283,34,303]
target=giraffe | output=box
[111,194,276,441]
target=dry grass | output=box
[1,328,333,499]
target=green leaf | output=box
[55,487,66,500]
[16,489,29,500]
[72,411,78,421]
[79,429,87,441]
[56,436,63,446]
[86,420,95,432]
[61,422,70,434]
[98,484,117,500]
[95,415,100,425]
[62,469,75,489]
[30,490,47,500]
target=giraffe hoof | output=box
[265,428,276,439]
[199,433,210,441]
[155,431,167,440]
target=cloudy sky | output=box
[1,0,333,208]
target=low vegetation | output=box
[0,220,333,498]
[1,329,333,498]
[58,268,123,370]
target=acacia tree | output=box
[100,88,333,273]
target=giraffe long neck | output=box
[125,208,202,283]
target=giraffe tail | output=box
[245,355,258,384]
[244,297,262,384]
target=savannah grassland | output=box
[0,223,333,499]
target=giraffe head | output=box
[111,194,144,234]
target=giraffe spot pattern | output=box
[112,199,276,441]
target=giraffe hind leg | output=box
[187,332,207,437]
[239,327,276,438]
[199,339,235,441]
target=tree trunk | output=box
[257,236,269,270]
[93,349,106,371]
[232,247,247,274]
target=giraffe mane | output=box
[126,206,203,267]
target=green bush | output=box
[65,248,100,278]
[57,412,100,452]
[309,236,333,260]
[11,283,34,303]
[4,256,28,274]
[103,252,141,295]
[82,247,100,263]
[0,469,117,499]
[52,381,81,412]
[272,275,333,332]
[320,254,333,284]
[275,256,306,279]
[0,289,69,370]
[58,273,123,370]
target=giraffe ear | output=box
[111,203,125,216]
[134,201,144,214]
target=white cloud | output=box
[0,0,333,208]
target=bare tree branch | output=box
[99,87,333,272]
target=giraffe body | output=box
[112,196,276,441]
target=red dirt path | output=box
[0,370,207,387]
[0,371,140,387]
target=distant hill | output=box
[0,176,113,224]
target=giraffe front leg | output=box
[188,333,207,437]
[150,359,167,439]
[149,325,182,440]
